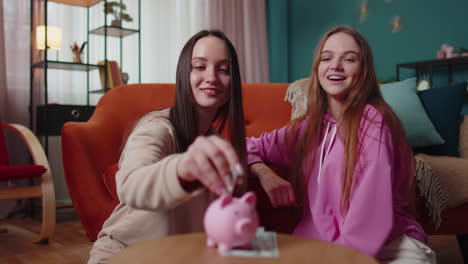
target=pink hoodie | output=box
[246,104,426,257]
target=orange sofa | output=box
[61,83,293,241]
[61,83,467,259]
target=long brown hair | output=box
[288,25,414,212]
[169,29,247,190]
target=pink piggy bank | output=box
[203,191,259,253]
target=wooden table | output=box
[110,233,379,264]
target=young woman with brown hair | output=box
[88,29,246,263]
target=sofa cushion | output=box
[381,78,444,148]
[0,128,9,165]
[103,163,119,201]
[414,82,466,157]
[0,164,47,181]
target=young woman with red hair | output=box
[247,25,436,263]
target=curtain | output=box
[0,0,7,123]
[140,0,204,83]
[141,0,269,83]
[0,0,31,219]
[199,0,269,83]
[2,0,30,125]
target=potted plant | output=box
[455,47,468,57]
[104,1,133,27]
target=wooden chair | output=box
[0,122,55,244]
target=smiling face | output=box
[318,32,361,104]
[190,36,231,114]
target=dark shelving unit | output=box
[32,60,102,71]
[90,26,139,37]
[396,56,468,85]
[30,0,141,144]
[89,88,111,94]
[29,0,140,210]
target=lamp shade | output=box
[36,25,62,50]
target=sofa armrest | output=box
[459,115,468,159]
[62,121,119,241]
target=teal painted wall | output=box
[266,0,289,83]
[267,0,468,83]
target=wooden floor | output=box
[0,210,465,264]
[0,208,92,264]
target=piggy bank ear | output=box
[220,195,233,208]
[240,191,257,206]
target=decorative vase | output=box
[72,52,83,63]
[111,19,122,27]
[437,50,445,59]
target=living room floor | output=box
[0,208,464,264]
[0,208,93,264]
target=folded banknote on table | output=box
[221,227,279,258]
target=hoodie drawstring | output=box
[317,121,337,184]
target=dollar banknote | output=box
[221,227,279,258]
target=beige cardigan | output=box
[95,109,212,247]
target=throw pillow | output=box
[284,78,310,120]
[414,82,466,157]
[381,78,444,147]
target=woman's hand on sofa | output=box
[250,163,296,208]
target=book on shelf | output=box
[97,60,123,90]
[109,60,123,88]
[97,60,106,90]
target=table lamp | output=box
[36,25,62,60]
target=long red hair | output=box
[287,25,414,212]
